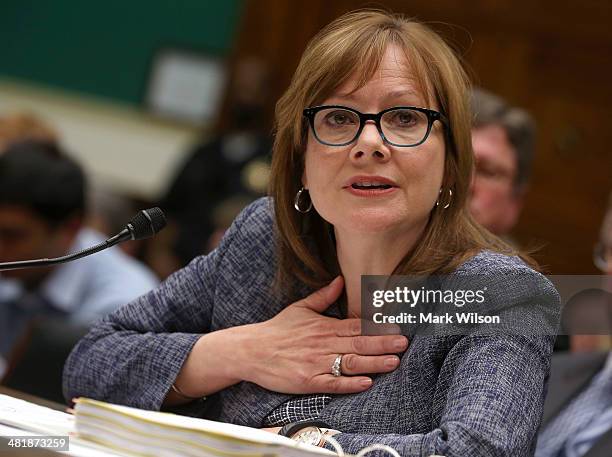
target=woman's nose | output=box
[350,122,390,161]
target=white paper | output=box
[0,393,74,436]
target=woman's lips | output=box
[343,176,399,197]
[345,185,398,197]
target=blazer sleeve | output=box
[330,272,559,457]
[62,200,263,411]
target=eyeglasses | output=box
[303,105,447,147]
[473,159,516,186]
[593,242,612,272]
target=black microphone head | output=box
[127,208,167,240]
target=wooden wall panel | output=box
[223,0,611,274]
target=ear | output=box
[301,169,308,189]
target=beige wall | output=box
[0,78,199,200]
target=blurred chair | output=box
[1,318,89,404]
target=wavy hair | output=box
[269,10,532,292]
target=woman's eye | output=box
[326,111,355,125]
[395,111,416,125]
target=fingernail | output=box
[394,337,407,351]
[384,356,399,368]
[360,378,372,388]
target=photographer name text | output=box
[372,312,500,324]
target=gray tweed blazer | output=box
[64,198,558,457]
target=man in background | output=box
[0,141,158,376]
[536,191,612,457]
[469,88,537,237]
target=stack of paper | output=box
[0,393,124,456]
[0,394,405,457]
[74,398,334,457]
[0,393,74,436]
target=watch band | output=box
[278,419,331,438]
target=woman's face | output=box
[303,44,445,237]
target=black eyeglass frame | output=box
[303,105,448,147]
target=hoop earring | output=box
[435,188,453,209]
[294,187,313,213]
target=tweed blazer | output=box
[64,197,558,457]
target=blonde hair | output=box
[270,10,532,291]
[0,113,58,152]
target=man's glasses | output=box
[593,242,612,272]
[473,159,516,186]
[303,105,447,147]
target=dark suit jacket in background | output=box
[540,352,612,457]
[64,198,559,457]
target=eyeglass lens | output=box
[313,108,430,146]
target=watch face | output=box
[292,426,323,447]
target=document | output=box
[74,398,334,457]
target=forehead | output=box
[326,44,431,107]
[0,205,44,228]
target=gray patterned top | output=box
[64,197,560,457]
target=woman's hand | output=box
[236,276,408,394]
[165,277,408,405]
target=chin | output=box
[330,206,409,234]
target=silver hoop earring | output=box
[436,188,453,209]
[294,187,313,213]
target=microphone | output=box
[0,208,166,272]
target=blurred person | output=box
[568,191,612,353]
[160,56,272,269]
[469,88,536,237]
[0,141,158,370]
[0,113,58,153]
[65,11,559,456]
[593,193,612,275]
[536,191,612,457]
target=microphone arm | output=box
[0,208,166,272]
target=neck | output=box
[335,224,425,317]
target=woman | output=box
[64,10,558,456]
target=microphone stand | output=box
[0,208,165,272]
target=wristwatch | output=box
[279,419,332,447]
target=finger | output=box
[368,321,403,335]
[296,276,344,313]
[334,335,409,355]
[310,374,373,394]
[334,318,362,336]
[334,319,401,337]
[336,353,400,376]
